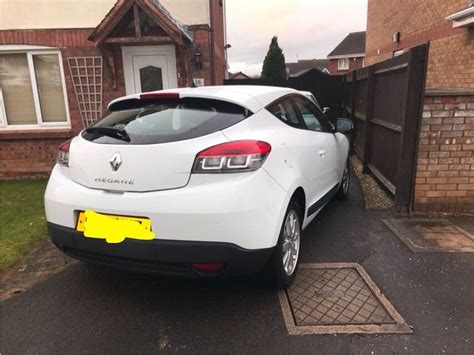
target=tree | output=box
[261,36,286,80]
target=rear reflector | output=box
[192,262,225,273]
[139,92,179,100]
[192,140,271,173]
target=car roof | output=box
[108,85,299,112]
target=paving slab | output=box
[383,219,474,253]
[279,263,412,335]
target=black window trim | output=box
[265,94,306,130]
[290,94,335,134]
[266,93,335,134]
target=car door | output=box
[266,97,327,214]
[291,95,340,214]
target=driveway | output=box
[1,173,473,354]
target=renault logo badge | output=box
[110,153,122,171]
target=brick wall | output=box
[414,94,474,213]
[189,25,213,86]
[209,0,226,85]
[366,0,473,91]
[0,131,72,179]
[328,57,364,75]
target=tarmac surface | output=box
[1,172,473,354]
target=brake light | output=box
[139,92,179,100]
[192,140,271,173]
[192,262,225,273]
[57,139,71,166]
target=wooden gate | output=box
[343,44,429,213]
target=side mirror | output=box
[323,107,330,114]
[336,118,354,133]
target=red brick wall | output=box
[0,131,73,179]
[414,94,474,213]
[189,26,212,86]
[365,0,473,91]
[0,24,220,179]
[210,0,226,84]
[328,57,364,75]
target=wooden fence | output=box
[225,69,343,120]
[343,44,429,213]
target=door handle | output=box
[319,149,326,157]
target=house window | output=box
[337,58,349,70]
[0,50,69,129]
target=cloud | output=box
[225,0,368,75]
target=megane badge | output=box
[110,153,122,171]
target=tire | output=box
[336,160,350,201]
[266,200,302,289]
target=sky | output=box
[225,0,368,76]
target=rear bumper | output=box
[48,222,274,277]
[45,165,289,250]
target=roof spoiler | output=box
[108,92,180,111]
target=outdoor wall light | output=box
[194,51,202,70]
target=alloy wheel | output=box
[281,210,300,276]
[342,166,350,195]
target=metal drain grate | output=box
[278,263,412,335]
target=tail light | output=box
[192,140,271,173]
[192,262,225,273]
[57,139,71,166]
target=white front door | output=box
[122,45,178,95]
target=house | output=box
[285,59,330,77]
[228,71,251,79]
[365,0,474,213]
[327,31,365,74]
[0,0,227,179]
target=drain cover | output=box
[384,219,474,253]
[279,263,412,335]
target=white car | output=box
[45,86,352,287]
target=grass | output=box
[0,179,48,273]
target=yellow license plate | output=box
[76,210,155,244]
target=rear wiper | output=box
[85,126,131,142]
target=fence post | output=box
[395,44,429,214]
[362,66,376,174]
[350,71,356,121]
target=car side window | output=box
[267,98,303,128]
[292,96,332,133]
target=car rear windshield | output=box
[81,98,252,145]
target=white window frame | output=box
[337,58,349,70]
[0,89,6,128]
[393,49,405,57]
[0,48,71,130]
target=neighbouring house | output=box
[285,59,330,76]
[365,0,474,213]
[327,31,366,75]
[228,71,251,79]
[0,0,227,179]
